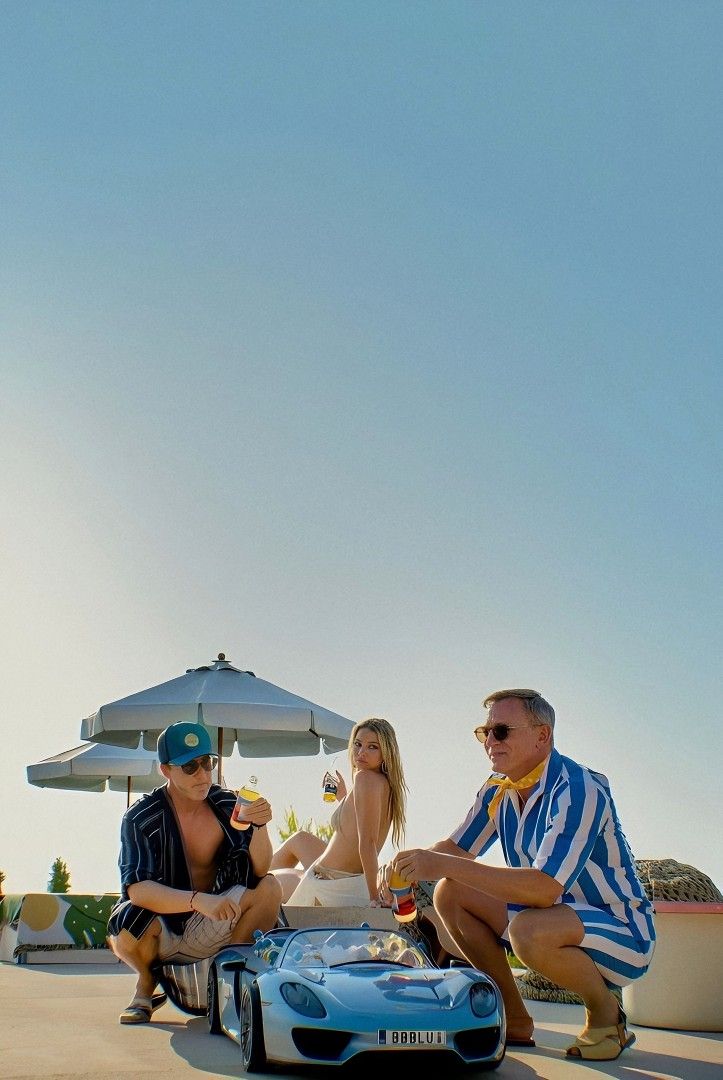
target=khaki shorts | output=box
[158,885,247,963]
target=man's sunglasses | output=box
[179,754,219,775]
[474,724,525,743]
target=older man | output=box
[391,689,655,1061]
[108,721,281,1024]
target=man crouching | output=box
[107,722,281,1024]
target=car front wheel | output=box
[207,963,222,1035]
[239,977,266,1072]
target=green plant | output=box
[48,857,71,893]
[278,806,333,844]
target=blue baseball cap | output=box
[157,722,213,766]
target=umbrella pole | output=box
[218,729,223,785]
[127,777,131,809]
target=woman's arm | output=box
[269,830,326,871]
[334,771,348,800]
[353,770,386,903]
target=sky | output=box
[1,2,721,898]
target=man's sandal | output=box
[565,1005,635,1061]
[119,991,167,1025]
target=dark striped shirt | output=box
[108,783,255,938]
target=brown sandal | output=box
[565,1005,635,1061]
[119,991,167,1025]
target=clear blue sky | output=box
[2,2,721,895]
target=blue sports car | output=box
[207,924,506,1071]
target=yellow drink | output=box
[231,784,260,830]
[389,869,417,922]
[322,771,339,803]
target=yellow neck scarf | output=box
[487,758,547,820]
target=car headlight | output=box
[469,981,497,1018]
[280,981,327,1018]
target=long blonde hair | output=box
[348,718,408,848]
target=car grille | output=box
[291,1028,352,1060]
[454,1025,502,1058]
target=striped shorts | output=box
[504,901,655,988]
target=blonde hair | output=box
[482,688,556,730]
[348,718,408,848]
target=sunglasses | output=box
[179,754,219,775]
[474,724,526,743]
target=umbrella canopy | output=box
[80,655,353,768]
[27,739,164,807]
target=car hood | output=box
[296,965,481,1009]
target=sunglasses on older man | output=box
[474,724,527,743]
[179,754,219,775]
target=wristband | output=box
[189,890,198,911]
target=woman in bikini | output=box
[270,718,407,907]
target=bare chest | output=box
[175,805,225,891]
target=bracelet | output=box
[189,890,198,911]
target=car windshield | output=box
[283,928,428,970]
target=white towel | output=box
[286,864,370,907]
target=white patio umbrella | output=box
[27,739,165,807]
[80,654,353,783]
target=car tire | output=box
[239,976,266,1072]
[207,963,223,1035]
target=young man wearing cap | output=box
[385,689,655,1061]
[107,721,282,1024]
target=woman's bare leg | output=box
[270,867,304,902]
[269,830,326,870]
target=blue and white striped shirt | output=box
[450,748,655,945]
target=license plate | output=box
[378,1030,447,1047]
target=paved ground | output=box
[2,960,721,1080]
